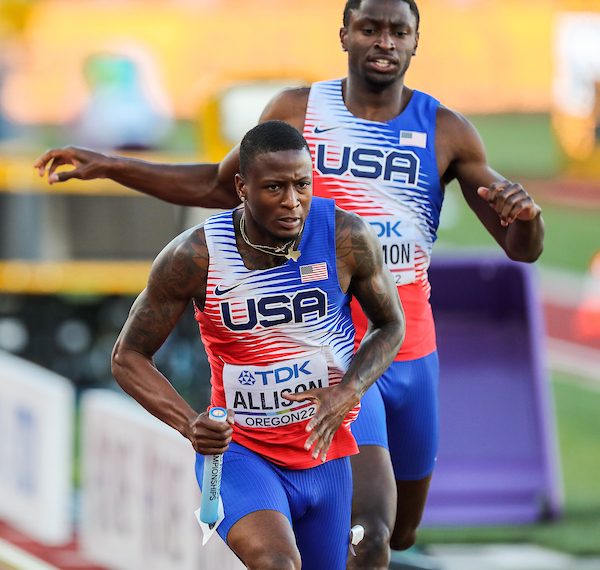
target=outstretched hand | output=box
[34,146,110,184]
[284,385,359,462]
[187,409,235,456]
[477,181,541,227]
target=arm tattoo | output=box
[338,210,396,321]
[121,227,209,358]
[336,210,406,396]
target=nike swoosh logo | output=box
[214,282,243,296]
[314,125,341,134]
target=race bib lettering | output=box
[223,353,329,428]
[366,216,417,285]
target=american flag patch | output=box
[300,262,328,283]
[399,130,427,148]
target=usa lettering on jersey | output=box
[315,143,420,186]
[219,288,328,331]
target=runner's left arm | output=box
[285,210,405,460]
[337,210,406,397]
[438,107,544,262]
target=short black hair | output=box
[239,120,309,177]
[343,0,420,30]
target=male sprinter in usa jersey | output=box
[38,1,545,567]
[111,121,405,570]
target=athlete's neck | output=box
[234,209,301,270]
[342,77,411,123]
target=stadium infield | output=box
[417,371,600,557]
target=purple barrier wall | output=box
[422,255,563,526]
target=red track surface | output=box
[528,177,600,208]
[0,522,106,570]
[544,303,600,351]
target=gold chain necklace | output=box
[239,213,302,262]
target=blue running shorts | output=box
[195,442,352,569]
[351,350,439,480]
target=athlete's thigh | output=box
[350,445,397,530]
[380,351,440,480]
[349,369,395,528]
[293,457,353,570]
[195,442,292,543]
[227,510,300,567]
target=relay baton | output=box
[200,407,228,526]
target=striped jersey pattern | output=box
[195,197,359,469]
[304,79,444,360]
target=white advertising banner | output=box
[0,350,74,545]
[80,390,243,570]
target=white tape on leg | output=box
[349,524,365,556]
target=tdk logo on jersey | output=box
[238,371,256,386]
[239,361,312,386]
[220,288,327,331]
[370,220,403,238]
[315,144,420,186]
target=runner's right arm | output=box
[34,87,309,208]
[35,145,241,209]
[111,225,233,454]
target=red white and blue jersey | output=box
[194,197,359,469]
[304,79,443,360]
